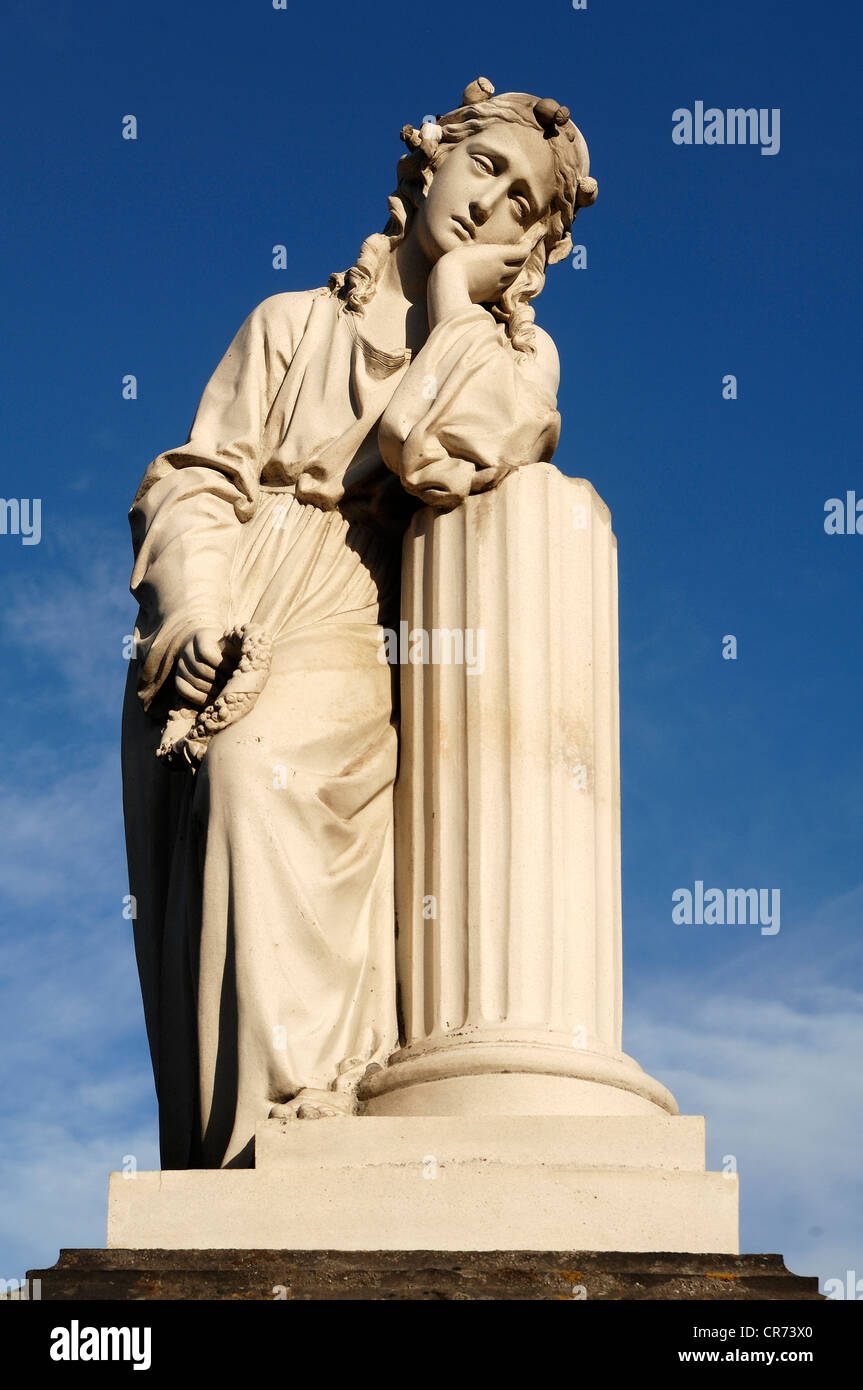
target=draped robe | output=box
[122,283,561,1168]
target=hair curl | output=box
[329,78,597,356]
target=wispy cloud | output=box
[0,1116,159,1281]
[626,890,863,1291]
[0,528,136,722]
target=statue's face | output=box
[415,121,558,261]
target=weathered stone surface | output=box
[28,1250,822,1301]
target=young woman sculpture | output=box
[122,77,598,1168]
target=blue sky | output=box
[1,0,861,1289]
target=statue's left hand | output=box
[175,627,227,708]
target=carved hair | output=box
[329,77,598,355]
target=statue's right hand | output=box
[175,628,226,707]
[428,224,546,325]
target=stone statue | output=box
[122,77,598,1169]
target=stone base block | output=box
[107,1115,739,1253]
[27,1250,821,1301]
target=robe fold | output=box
[122,283,560,1168]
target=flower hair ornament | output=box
[399,76,598,268]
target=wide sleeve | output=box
[377,305,561,510]
[129,294,302,710]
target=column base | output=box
[359,1037,678,1117]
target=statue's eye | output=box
[511,193,531,221]
[472,154,495,174]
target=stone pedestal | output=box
[28,1248,822,1301]
[106,1115,738,1253]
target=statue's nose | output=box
[469,196,493,226]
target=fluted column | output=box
[361,463,677,1117]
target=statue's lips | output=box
[451,216,475,240]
